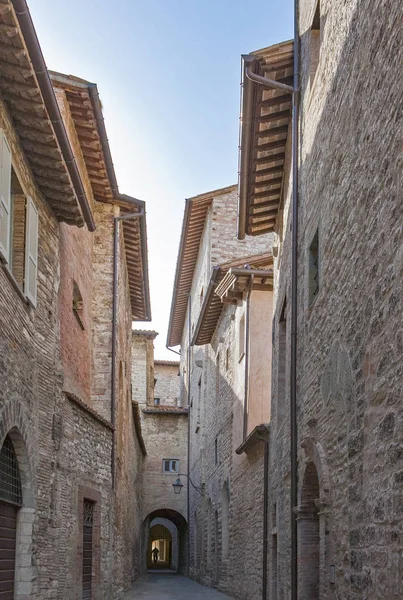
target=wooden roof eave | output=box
[237,41,294,240]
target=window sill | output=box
[1,261,30,308]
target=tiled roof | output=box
[142,406,188,415]
[238,40,294,238]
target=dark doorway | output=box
[82,499,95,599]
[0,435,23,600]
[299,462,320,600]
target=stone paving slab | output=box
[124,573,234,599]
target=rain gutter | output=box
[12,0,95,232]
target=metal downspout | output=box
[186,294,192,574]
[262,439,269,600]
[111,210,145,489]
[243,275,254,441]
[290,1,300,598]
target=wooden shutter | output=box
[24,197,38,307]
[0,134,11,263]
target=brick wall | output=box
[154,363,180,406]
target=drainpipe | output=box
[243,274,254,441]
[186,294,192,573]
[290,2,300,598]
[111,208,145,489]
[262,439,269,600]
[166,346,181,356]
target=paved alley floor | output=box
[125,572,234,599]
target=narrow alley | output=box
[125,574,233,600]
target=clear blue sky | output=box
[30,0,293,359]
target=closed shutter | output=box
[24,197,38,307]
[0,134,11,263]
[0,501,17,600]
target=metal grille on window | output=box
[0,435,22,506]
[83,500,94,527]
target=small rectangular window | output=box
[308,229,319,305]
[214,438,218,465]
[154,398,160,406]
[162,459,179,473]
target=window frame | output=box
[162,458,179,474]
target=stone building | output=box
[0,2,150,599]
[236,1,403,599]
[167,185,276,597]
[132,331,188,573]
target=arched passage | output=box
[298,438,332,600]
[148,523,172,569]
[299,462,320,600]
[142,509,188,574]
[0,427,35,600]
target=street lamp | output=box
[172,473,204,496]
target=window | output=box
[308,229,319,305]
[162,459,179,473]
[0,133,38,306]
[309,1,321,86]
[238,313,245,361]
[199,286,204,305]
[214,437,218,465]
[154,398,160,406]
[225,347,230,371]
[82,499,95,599]
[73,280,84,329]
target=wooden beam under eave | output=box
[254,152,285,166]
[259,94,291,109]
[256,124,289,139]
[21,138,61,160]
[19,127,54,144]
[254,176,283,189]
[257,109,290,124]
[256,138,287,153]
[39,185,77,204]
[29,154,64,169]
[2,93,44,113]
[0,78,40,99]
[35,176,72,193]
[248,208,278,221]
[250,198,280,211]
[253,188,281,200]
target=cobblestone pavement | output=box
[124,572,234,599]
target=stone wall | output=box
[176,186,275,598]
[0,76,147,600]
[132,332,188,573]
[154,362,180,406]
[269,1,403,599]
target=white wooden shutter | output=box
[0,133,11,263]
[24,196,38,306]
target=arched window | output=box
[299,462,320,600]
[206,499,212,571]
[0,435,23,598]
[221,482,230,560]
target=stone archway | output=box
[142,509,188,574]
[0,424,35,600]
[298,438,332,600]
